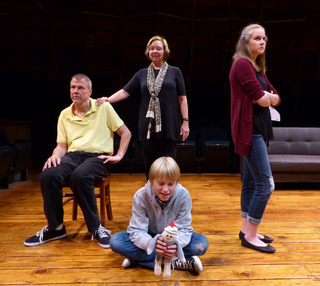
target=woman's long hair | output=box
[232,24,267,73]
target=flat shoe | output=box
[241,237,276,253]
[239,231,274,244]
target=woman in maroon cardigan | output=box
[229,24,280,253]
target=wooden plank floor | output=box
[1,167,320,285]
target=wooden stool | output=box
[62,176,113,227]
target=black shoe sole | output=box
[241,237,276,253]
[239,231,274,243]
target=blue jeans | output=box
[110,231,209,269]
[241,134,275,225]
[39,152,109,233]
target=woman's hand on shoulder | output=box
[96,96,109,106]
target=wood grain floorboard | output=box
[0,168,320,285]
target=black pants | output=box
[141,138,177,178]
[39,152,109,233]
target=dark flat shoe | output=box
[241,237,276,253]
[239,231,274,244]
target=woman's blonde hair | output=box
[149,157,180,183]
[145,35,171,61]
[232,24,267,73]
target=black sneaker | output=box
[92,224,111,248]
[172,255,203,274]
[24,225,66,246]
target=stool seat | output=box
[62,176,113,227]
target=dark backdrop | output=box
[1,0,320,162]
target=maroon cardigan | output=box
[229,57,280,156]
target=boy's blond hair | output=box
[149,157,180,183]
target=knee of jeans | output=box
[196,242,208,256]
[189,239,209,256]
[109,235,117,251]
[39,168,56,183]
[268,176,275,194]
[109,232,125,252]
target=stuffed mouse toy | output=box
[147,222,185,277]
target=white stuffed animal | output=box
[147,222,186,277]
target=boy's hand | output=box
[163,243,177,259]
[155,236,177,259]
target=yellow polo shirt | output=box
[57,98,124,155]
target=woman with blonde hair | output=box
[98,35,189,177]
[229,24,281,253]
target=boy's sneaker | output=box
[24,225,66,246]
[92,224,111,248]
[172,255,203,274]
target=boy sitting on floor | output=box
[110,156,208,274]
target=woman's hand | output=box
[180,121,190,141]
[96,96,109,106]
[265,90,280,106]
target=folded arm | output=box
[255,91,280,107]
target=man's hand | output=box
[42,143,67,171]
[98,154,123,164]
[43,155,61,170]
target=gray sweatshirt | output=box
[127,181,193,251]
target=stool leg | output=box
[100,185,106,227]
[106,183,113,221]
[72,198,78,221]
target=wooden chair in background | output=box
[62,176,113,227]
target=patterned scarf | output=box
[146,62,168,139]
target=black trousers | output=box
[141,138,177,178]
[39,152,109,233]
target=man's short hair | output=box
[71,73,92,89]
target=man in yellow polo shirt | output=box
[24,73,131,249]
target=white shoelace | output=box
[36,225,49,243]
[172,258,194,271]
[91,225,111,240]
